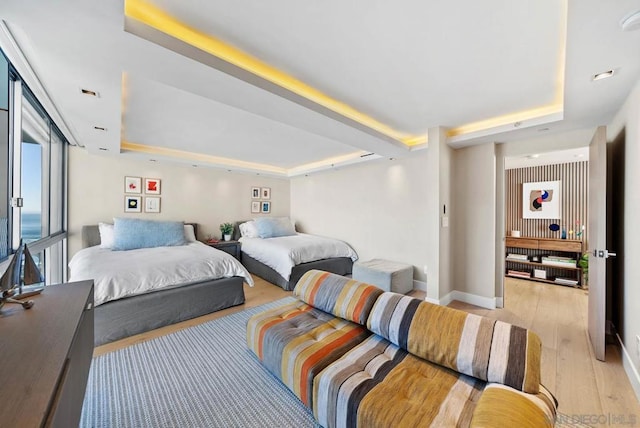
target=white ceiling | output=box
[1,0,639,176]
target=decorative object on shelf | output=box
[251,201,261,214]
[261,201,271,213]
[561,227,567,239]
[522,180,561,219]
[124,176,142,194]
[251,187,260,199]
[578,253,589,287]
[510,230,521,237]
[145,178,161,195]
[124,196,142,213]
[220,223,234,241]
[145,197,161,213]
[549,223,560,232]
[261,187,271,199]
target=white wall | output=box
[451,143,496,299]
[68,147,290,258]
[290,150,433,284]
[608,78,640,396]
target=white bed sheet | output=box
[239,233,358,281]
[69,242,253,306]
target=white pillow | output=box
[239,221,259,238]
[184,224,197,242]
[98,222,114,248]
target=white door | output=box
[588,126,608,361]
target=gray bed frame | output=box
[82,224,245,346]
[232,222,353,291]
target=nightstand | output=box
[206,240,241,261]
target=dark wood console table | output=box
[0,281,94,427]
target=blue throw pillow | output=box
[254,217,296,238]
[112,218,186,251]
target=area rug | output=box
[81,297,320,428]
[82,296,580,428]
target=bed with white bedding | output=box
[235,219,358,290]
[76,223,253,345]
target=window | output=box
[0,51,9,260]
[0,47,67,286]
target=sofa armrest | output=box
[470,383,557,428]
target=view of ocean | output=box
[21,212,42,244]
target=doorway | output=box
[502,148,589,308]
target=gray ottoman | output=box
[352,259,413,294]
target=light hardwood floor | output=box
[449,278,640,427]
[95,275,640,426]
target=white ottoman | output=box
[352,259,413,294]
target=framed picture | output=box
[124,196,141,213]
[145,197,161,213]
[522,180,561,219]
[125,176,142,194]
[261,187,271,199]
[145,178,161,195]
[251,201,261,214]
[251,187,260,199]
[261,201,271,213]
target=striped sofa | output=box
[247,270,557,428]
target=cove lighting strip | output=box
[120,140,371,176]
[123,0,566,149]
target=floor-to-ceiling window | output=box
[1,47,67,285]
[0,51,9,261]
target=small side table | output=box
[206,240,241,261]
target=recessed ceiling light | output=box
[620,10,640,32]
[575,154,585,158]
[592,70,615,81]
[98,147,108,151]
[80,88,100,97]
[93,126,106,131]
[527,154,540,159]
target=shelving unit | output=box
[505,236,584,287]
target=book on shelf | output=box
[507,269,531,278]
[541,256,577,268]
[554,277,579,286]
[506,253,529,261]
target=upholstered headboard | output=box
[232,220,250,241]
[82,223,199,248]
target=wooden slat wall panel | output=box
[505,161,588,247]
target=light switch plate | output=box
[441,216,449,228]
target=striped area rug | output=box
[81,297,320,428]
[82,296,576,428]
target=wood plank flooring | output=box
[95,275,640,427]
[450,278,640,427]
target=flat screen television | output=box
[0,242,44,310]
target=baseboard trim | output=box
[496,297,504,308]
[450,291,496,309]
[617,333,640,402]
[424,291,495,310]
[413,279,427,292]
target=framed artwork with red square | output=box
[145,178,161,195]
